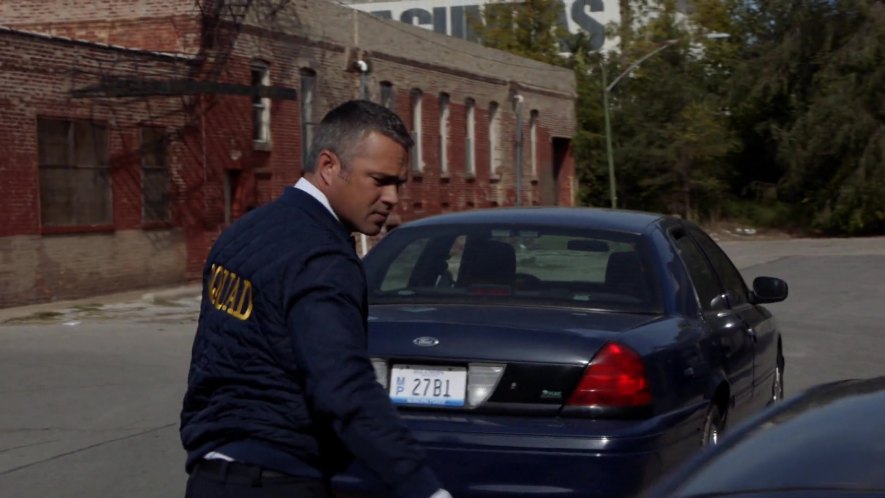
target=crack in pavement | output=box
[0,422,177,476]
[0,439,60,454]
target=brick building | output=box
[0,0,577,308]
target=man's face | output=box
[324,132,409,236]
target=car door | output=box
[670,227,756,422]
[689,227,779,412]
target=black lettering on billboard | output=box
[571,0,606,50]
[433,6,447,34]
[402,8,433,27]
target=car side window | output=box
[689,228,750,306]
[672,231,723,311]
[379,237,429,291]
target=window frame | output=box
[671,228,727,312]
[465,98,476,177]
[37,117,112,230]
[251,61,271,145]
[439,93,450,176]
[364,224,664,313]
[529,110,539,178]
[410,88,424,173]
[299,67,317,168]
[380,81,394,111]
[489,101,500,176]
[688,226,751,307]
[140,126,171,224]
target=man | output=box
[181,100,451,498]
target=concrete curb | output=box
[141,284,203,304]
[0,283,203,323]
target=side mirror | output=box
[751,276,788,304]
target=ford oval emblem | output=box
[413,336,439,347]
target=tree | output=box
[583,0,736,218]
[471,0,571,66]
[718,0,885,233]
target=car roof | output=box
[401,207,667,235]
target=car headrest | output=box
[605,251,646,299]
[458,239,516,286]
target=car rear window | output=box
[364,224,662,313]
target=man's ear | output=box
[316,150,339,186]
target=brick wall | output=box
[0,0,202,53]
[0,29,193,306]
[0,0,577,307]
[0,231,185,308]
[227,4,578,224]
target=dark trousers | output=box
[186,460,332,498]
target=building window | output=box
[530,110,539,177]
[141,127,170,222]
[489,101,500,176]
[380,81,394,111]
[465,98,476,176]
[300,68,317,168]
[439,93,450,175]
[37,118,111,227]
[411,89,423,172]
[251,61,271,144]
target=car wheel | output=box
[770,362,785,403]
[701,403,725,446]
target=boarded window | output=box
[411,89,423,172]
[300,68,317,168]
[251,61,271,143]
[529,110,539,177]
[465,99,476,176]
[141,127,170,222]
[489,101,500,175]
[38,118,111,226]
[380,81,394,111]
[439,93,450,175]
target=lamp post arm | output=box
[606,39,678,93]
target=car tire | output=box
[701,403,726,446]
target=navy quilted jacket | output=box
[180,187,440,498]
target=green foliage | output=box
[472,0,571,66]
[578,0,737,218]
[720,198,797,230]
[479,0,884,234]
[724,0,885,234]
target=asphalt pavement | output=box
[1,236,883,497]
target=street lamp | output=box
[602,32,730,209]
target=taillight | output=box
[567,343,652,408]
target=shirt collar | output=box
[294,177,339,222]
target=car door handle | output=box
[745,328,757,343]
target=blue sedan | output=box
[334,208,789,498]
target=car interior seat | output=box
[604,251,647,301]
[457,239,516,287]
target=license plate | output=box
[389,365,467,407]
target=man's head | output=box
[303,100,412,236]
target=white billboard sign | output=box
[348,0,620,50]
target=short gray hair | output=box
[303,99,413,173]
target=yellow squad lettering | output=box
[206,264,253,320]
[232,279,253,320]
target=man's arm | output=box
[285,247,446,498]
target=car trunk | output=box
[368,304,661,413]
